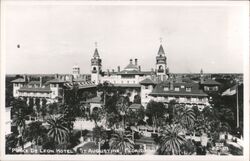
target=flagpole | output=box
[236,82,239,128]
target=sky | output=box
[3,1,248,74]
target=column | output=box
[40,98,43,106]
[26,97,30,105]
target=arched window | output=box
[158,65,164,73]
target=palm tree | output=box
[158,124,186,155]
[117,96,130,129]
[110,130,134,155]
[174,105,195,131]
[12,109,26,149]
[47,115,69,148]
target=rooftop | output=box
[140,78,157,85]
[201,79,221,85]
[150,81,208,97]
[47,78,67,83]
[64,81,96,89]
[18,86,52,93]
[113,84,141,88]
[28,81,40,85]
[11,78,26,83]
[86,96,102,103]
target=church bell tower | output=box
[91,43,102,84]
[156,41,168,81]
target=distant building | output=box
[11,70,94,105]
[199,69,221,93]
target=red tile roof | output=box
[11,78,26,83]
[86,96,102,103]
[113,84,141,88]
[150,82,208,97]
[201,79,221,85]
[47,79,66,83]
[140,78,157,85]
[18,87,51,93]
[28,81,40,85]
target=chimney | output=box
[55,73,59,79]
[23,75,27,82]
[112,69,115,73]
[107,69,110,75]
[170,75,174,90]
[130,59,133,64]
[139,66,141,71]
[135,59,138,66]
[70,75,73,82]
[27,76,30,82]
[118,66,120,72]
[39,76,42,87]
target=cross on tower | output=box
[159,37,163,44]
[94,42,98,48]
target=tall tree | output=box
[110,130,134,155]
[158,124,186,155]
[47,115,69,148]
[146,100,167,132]
[12,98,29,149]
[174,105,195,131]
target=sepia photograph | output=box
[1,0,249,160]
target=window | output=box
[181,85,185,88]
[186,87,191,92]
[53,91,55,95]
[174,87,180,91]
[145,85,149,89]
[164,87,169,91]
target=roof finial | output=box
[159,37,163,44]
[94,41,98,48]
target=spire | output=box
[93,42,100,58]
[158,44,165,55]
[93,48,99,58]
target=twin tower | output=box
[90,43,169,84]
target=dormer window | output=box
[164,87,169,91]
[174,87,180,91]
[186,87,191,92]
